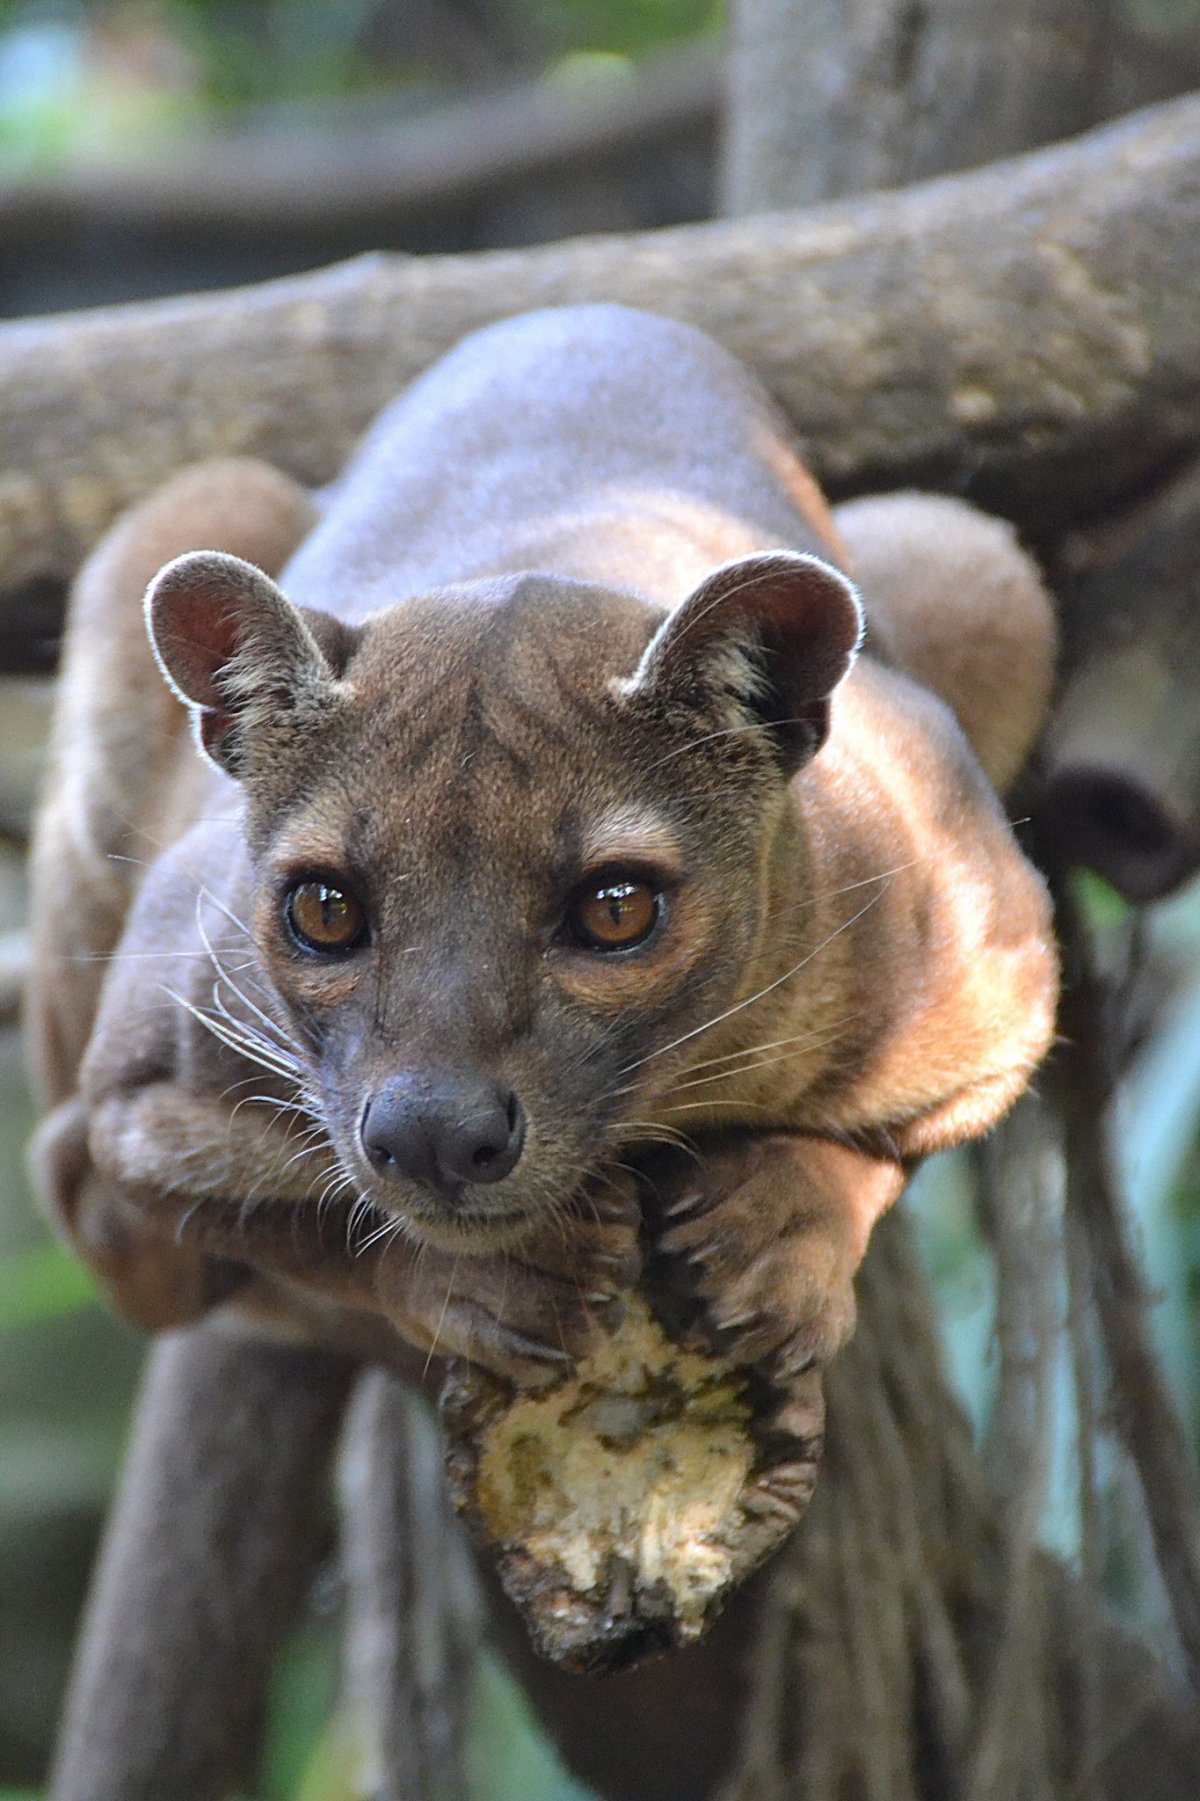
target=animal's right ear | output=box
[145,551,347,778]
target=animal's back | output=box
[283,304,846,618]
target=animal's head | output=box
[146,550,861,1249]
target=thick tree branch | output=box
[340,1374,475,1801]
[50,1330,355,1801]
[2,92,1198,607]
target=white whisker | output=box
[617,887,886,1081]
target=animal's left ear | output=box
[625,552,863,771]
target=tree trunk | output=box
[340,1374,477,1801]
[49,1331,354,1801]
[721,0,1109,211]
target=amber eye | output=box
[284,880,367,954]
[568,879,663,952]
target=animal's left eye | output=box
[566,879,663,952]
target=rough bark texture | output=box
[2,91,1200,611]
[721,0,1108,211]
[1050,889,1200,1687]
[717,1210,1200,1801]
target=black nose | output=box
[360,1072,526,1194]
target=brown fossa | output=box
[28,304,1058,1387]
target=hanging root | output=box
[714,896,1200,1800]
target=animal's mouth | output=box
[384,1200,542,1254]
[332,1106,615,1254]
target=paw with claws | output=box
[643,1132,905,1379]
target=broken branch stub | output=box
[1037,452,1200,900]
[440,1295,824,1676]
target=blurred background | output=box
[0,0,720,317]
[1,3,1198,1798]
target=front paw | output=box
[643,1134,903,1379]
[376,1172,641,1388]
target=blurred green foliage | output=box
[0,0,723,171]
[0,1242,97,1332]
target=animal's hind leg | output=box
[49,1325,355,1801]
[833,492,1057,795]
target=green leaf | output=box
[0,1240,99,1330]
[1069,866,1130,929]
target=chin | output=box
[382,1197,540,1256]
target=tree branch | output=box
[721,0,1109,211]
[2,92,1199,607]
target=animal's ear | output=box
[626,552,863,771]
[145,551,347,778]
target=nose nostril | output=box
[363,1131,398,1174]
[362,1076,526,1193]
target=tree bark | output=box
[2,91,1199,610]
[721,0,1109,211]
[717,1212,1200,1801]
[340,1375,476,1801]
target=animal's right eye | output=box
[284,880,368,955]
[565,877,664,953]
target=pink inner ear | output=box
[656,553,863,705]
[742,561,862,700]
[146,551,282,714]
[153,587,245,711]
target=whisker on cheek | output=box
[603,1118,699,1158]
[653,1022,856,1101]
[614,887,886,1082]
[423,1250,463,1382]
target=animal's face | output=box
[147,555,861,1248]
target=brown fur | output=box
[27,305,1058,1384]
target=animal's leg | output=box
[49,1324,355,1801]
[76,1081,640,1381]
[647,1131,906,1379]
